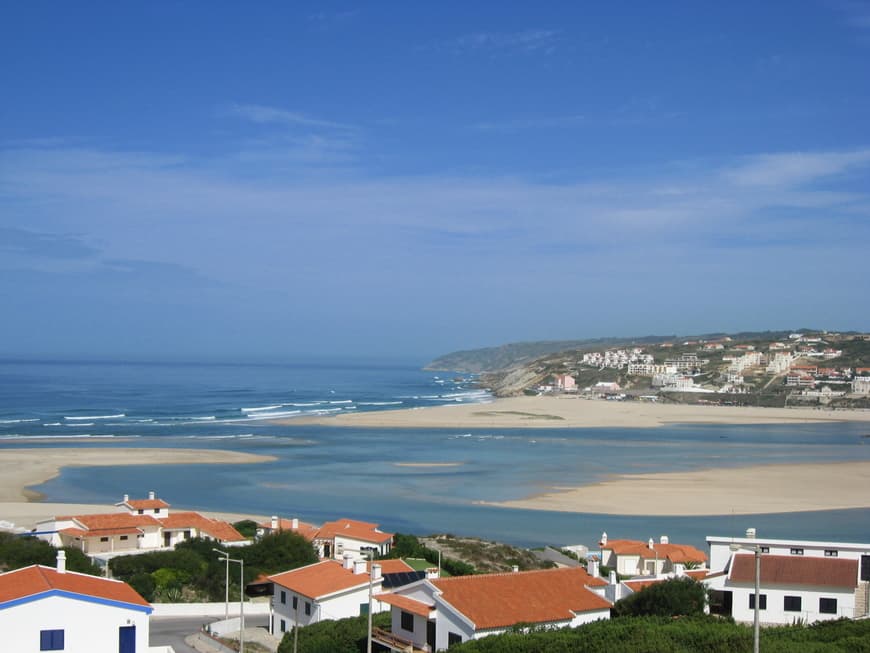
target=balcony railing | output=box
[371,626,430,653]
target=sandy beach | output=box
[0,447,276,503]
[272,395,870,429]
[486,461,870,516]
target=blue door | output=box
[119,625,136,653]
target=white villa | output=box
[34,492,247,560]
[0,552,154,653]
[266,556,419,635]
[705,531,870,624]
[313,518,394,559]
[597,533,707,577]
[374,567,611,652]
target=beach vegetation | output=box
[109,531,317,602]
[276,612,390,653]
[232,519,259,538]
[0,533,100,575]
[448,615,870,652]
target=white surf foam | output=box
[64,414,125,421]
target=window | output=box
[863,555,870,582]
[784,596,802,612]
[100,537,109,542]
[360,602,369,615]
[748,594,767,610]
[760,546,769,553]
[120,535,128,541]
[790,548,804,555]
[819,597,837,614]
[400,610,415,632]
[153,508,159,514]
[292,596,298,610]
[304,601,311,616]
[280,619,286,633]
[40,629,64,651]
[824,549,838,557]
[138,509,144,515]
[280,590,286,604]
[448,632,463,647]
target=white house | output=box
[705,531,870,624]
[374,567,611,652]
[34,492,247,560]
[267,555,401,635]
[313,518,393,559]
[256,516,319,541]
[0,552,154,653]
[598,533,707,577]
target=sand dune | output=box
[274,395,870,429]
[485,461,870,516]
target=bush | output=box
[613,577,707,617]
[277,612,391,653]
[0,533,100,576]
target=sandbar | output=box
[485,461,870,516]
[0,447,276,503]
[272,395,870,429]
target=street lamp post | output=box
[366,550,373,653]
[730,543,761,653]
[214,548,246,653]
[213,548,230,623]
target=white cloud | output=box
[722,149,870,187]
[439,29,560,55]
[226,103,354,130]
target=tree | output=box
[0,533,100,576]
[613,577,707,618]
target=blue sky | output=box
[1,2,869,361]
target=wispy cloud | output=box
[723,149,870,187]
[438,29,561,55]
[226,103,354,130]
[835,0,870,29]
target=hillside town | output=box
[530,331,870,407]
[2,491,869,652]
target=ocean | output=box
[2,358,869,549]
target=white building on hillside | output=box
[374,567,610,652]
[0,552,154,653]
[852,377,870,395]
[705,531,870,624]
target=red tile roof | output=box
[730,554,858,588]
[371,559,414,575]
[0,566,150,608]
[125,499,170,510]
[74,513,161,532]
[158,512,246,543]
[316,519,393,544]
[431,567,611,630]
[268,560,378,599]
[623,579,662,592]
[375,592,434,617]
[259,518,319,541]
[602,539,707,563]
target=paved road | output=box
[151,615,271,653]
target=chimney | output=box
[291,518,299,530]
[745,527,756,539]
[648,538,655,549]
[353,559,367,575]
[271,516,278,530]
[148,491,155,500]
[587,555,599,578]
[511,565,519,573]
[56,550,66,574]
[660,535,669,544]
[342,552,354,570]
[425,567,440,580]
[608,570,617,586]
[123,494,129,503]
[600,531,608,547]
[371,563,382,580]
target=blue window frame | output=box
[40,629,64,651]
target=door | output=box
[427,620,436,651]
[119,625,136,653]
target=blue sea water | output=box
[2,358,869,549]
